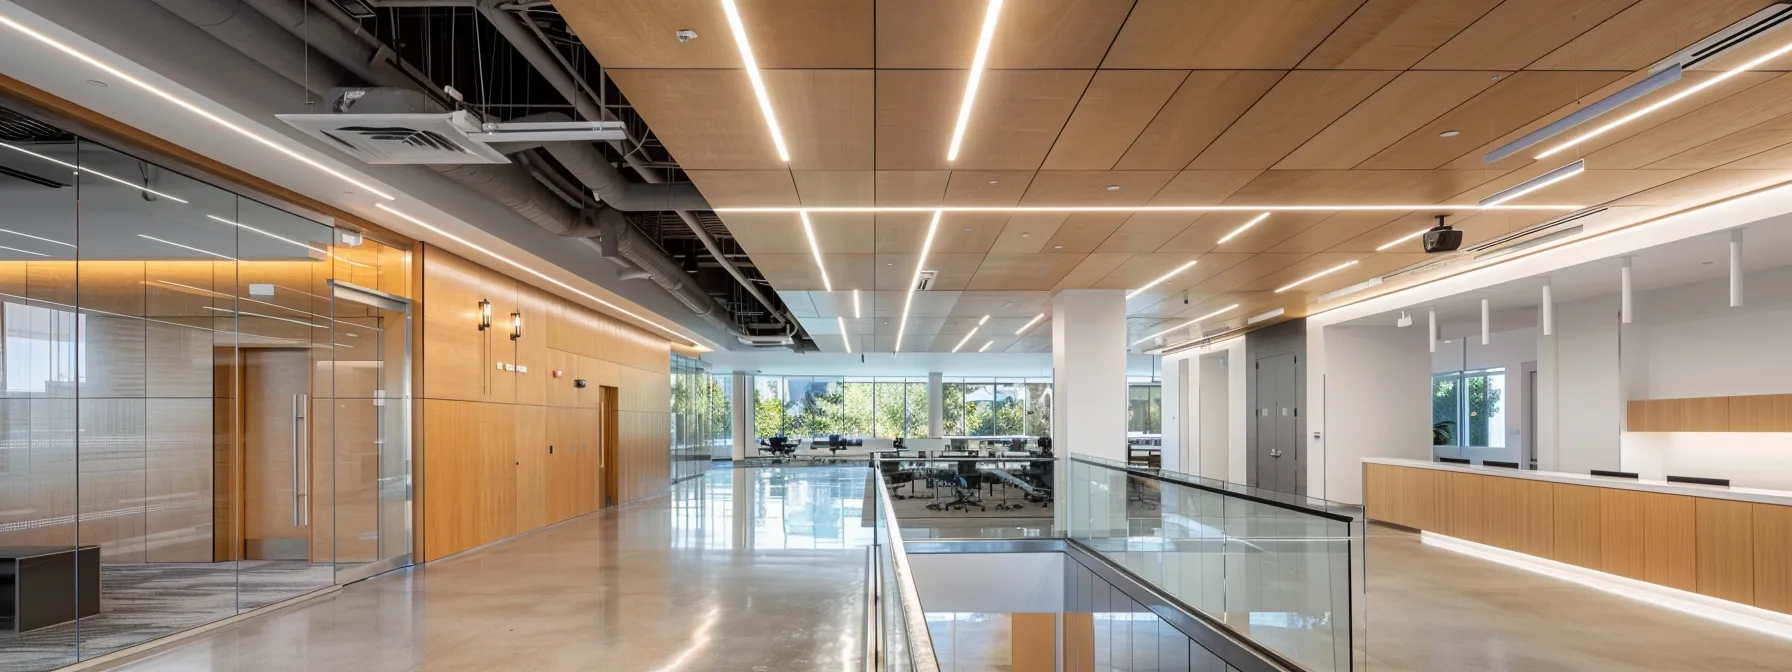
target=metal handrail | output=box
[871,463,940,672]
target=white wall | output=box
[1161,357,1187,471]
[907,553,1065,613]
[1318,325,1432,504]
[1540,293,1623,474]
[1164,336,1247,482]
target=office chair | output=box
[825,434,847,456]
[923,469,985,512]
[759,436,796,458]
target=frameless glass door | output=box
[327,279,411,582]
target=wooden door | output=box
[241,348,312,559]
[602,386,619,507]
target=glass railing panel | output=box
[1064,453,1364,672]
[868,467,939,672]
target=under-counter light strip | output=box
[947,0,1004,162]
[1,142,188,203]
[1126,260,1198,299]
[1132,304,1239,346]
[715,204,1578,214]
[1275,260,1359,293]
[1375,228,1431,252]
[1423,532,1792,641]
[1216,212,1270,244]
[894,211,943,353]
[1536,38,1792,160]
[799,211,832,291]
[139,234,234,261]
[837,316,851,353]
[376,204,700,347]
[719,0,790,162]
[1014,313,1044,336]
[0,13,393,199]
[1480,160,1585,207]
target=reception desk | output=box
[1362,458,1792,614]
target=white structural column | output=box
[1051,290,1128,461]
[927,372,944,438]
[1162,357,1187,472]
[731,371,753,460]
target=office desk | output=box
[1362,458,1792,613]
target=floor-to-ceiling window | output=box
[670,354,717,481]
[0,103,414,670]
[750,375,931,441]
[941,377,1053,437]
[1128,383,1163,435]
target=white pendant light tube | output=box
[1481,299,1490,346]
[1542,281,1554,336]
[1731,229,1744,308]
[1428,309,1437,353]
[947,0,1005,162]
[1620,258,1633,324]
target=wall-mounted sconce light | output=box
[477,299,492,331]
[510,312,524,340]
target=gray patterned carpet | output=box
[0,561,334,671]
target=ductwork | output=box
[147,0,353,99]
[511,114,710,212]
[241,0,425,95]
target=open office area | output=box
[8,0,1792,670]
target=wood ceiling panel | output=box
[1189,70,1402,170]
[1179,253,1310,298]
[874,70,1091,170]
[1043,71,1189,170]
[1266,212,1407,254]
[874,253,984,290]
[1276,71,1507,170]
[793,171,875,206]
[1147,170,1265,204]
[1120,254,1256,307]
[607,69,783,169]
[1087,253,1212,290]
[1298,0,1504,69]
[764,69,875,170]
[1360,70,1632,169]
[875,0,1134,69]
[685,170,799,206]
[1456,168,1696,206]
[806,213,879,253]
[965,253,1088,290]
[557,0,873,68]
[1040,212,1131,253]
[1323,211,1452,253]
[876,212,1007,254]
[1155,212,1331,255]
[1527,0,1771,71]
[754,252,875,290]
[943,171,1037,205]
[1115,71,1284,170]
[1646,116,1792,170]
[1589,73,1792,169]
[875,171,951,205]
[723,212,875,254]
[1224,170,1493,205]
[1103,0,1365,69]
[1414,0,1639,70]
[1610,170,1792,207]
[1019,171,1179,205]
[1718,137,1792,169]
[1050,253,1133,290]
[1264,253,1431,300]
[1233,252,1368,293]
[1093,213,1203,253]
[988,213,1071,253]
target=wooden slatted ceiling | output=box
[554,0,1792,351]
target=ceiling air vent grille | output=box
[278,110,509,164]
[915,270,939,291]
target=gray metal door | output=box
[1256,353,1299,493]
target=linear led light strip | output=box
[947,0,1005,161]
[951,327,980,353]
[1216,212,1269,244]
[206,215,373,268]
[1376,228,1431,251]
[719,0,790,162]
[1132,304,1239,347]
[716,204,1579,213]
[1275,260,1359,293]
[894,211,944,353]
[852,289,862,318]
[1014,313,1044,335]
[377,204,701,347]
[1,141,188,203]
[1479,160,1585,207]
[1126,260,1197,299]
[800,211,832,291]
[1536,38,1792,159]
[978,341,993,352]
[0,14,393,199]
[836,316,851,354]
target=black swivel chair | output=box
[759,436,796,458]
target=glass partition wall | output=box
[0,105,412,669]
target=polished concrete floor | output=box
[101,466,873,672]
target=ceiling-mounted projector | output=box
[1423,215,1462,254]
